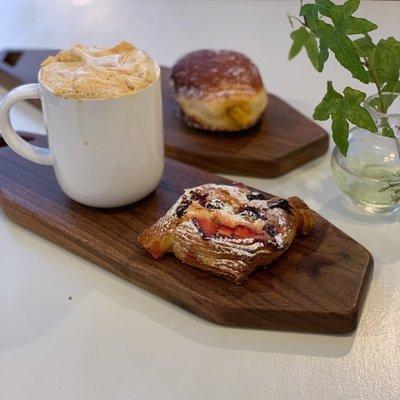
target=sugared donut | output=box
[171,50,268,132]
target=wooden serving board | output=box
[0,49,329,177]
[0,134,373,333]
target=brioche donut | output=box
[171,50,268,132]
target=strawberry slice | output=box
[234,225,260,238]
[148,248,165,259]
[217,225,234,237]
[192,217,219,237]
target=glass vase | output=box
[331,93,400,214]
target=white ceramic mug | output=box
[0,72,164,208]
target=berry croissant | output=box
[139,184,315,284]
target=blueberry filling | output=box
[264,224,277,237]
[246,191,265,201]
[176,201,191,218]
[205,199,224,210]
[268,199,292,213]
[239,206,261,220]
[189,191,208,207]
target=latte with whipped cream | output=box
[40,41,159,99]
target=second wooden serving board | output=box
[0,49,329,177]
[0,134,372,333]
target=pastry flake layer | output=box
[138,184,315,285]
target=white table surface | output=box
[0,1,399,399]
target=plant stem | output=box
[380,182,400,203]
[288,14,307,28]
[365,58,385,113]
[385,81,399,112]
[351,40,386,113]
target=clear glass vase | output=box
[331,93,400,214]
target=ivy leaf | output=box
[314,20,369,83]
[370,82,400,112]
[345,16,378,35]
[367,97,382,112]
[353,34,375,59]
[300,0,376,73]
[368,38,400,112]
[353,35,376,82]
[313,82,377,155]
[331,113,349,155]
[300,0,335,71]
[380,81,400,111]
[290,0,400,153]
[315,0,335,16]
[382,127,395,138]
[329,0,377,34]
[300,0,334,27]
[372,38,400,83]
[300,4,319,27]
[289,27,319,70]
[336,0,359,15]
[313,81,342,120]
[316,0,376,75]
[318,41,329,72]
[343,87,377,130]
[367,91,399,112]
[383,81,400,93]
[301,0,376,35]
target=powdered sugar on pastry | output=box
[138,184,315,284]
[171,49,268,132]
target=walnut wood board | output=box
[0,49,329,177]
[0,134,373,333]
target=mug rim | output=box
[38,63,161,102]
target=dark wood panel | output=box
[0,134,373,333]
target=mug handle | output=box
[0,83,53,165]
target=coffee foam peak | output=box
[40,41,159,99]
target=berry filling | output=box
[192,217,219,237]
[246,191,265,201]
[176,200,191,218]
[205,199,225,210]
[180,187,288,247]
[268,198,292,213]
[239,206,262,220]
[217,225,235,236]
[192,217,269,241]
[234,225,263,239]
[189,190,208,206]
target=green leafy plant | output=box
[288,0,400,155]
